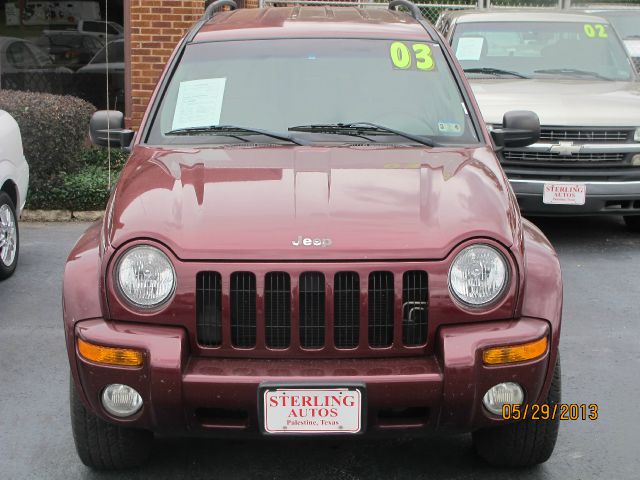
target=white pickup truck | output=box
[0,110,29,279]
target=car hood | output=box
[470,79,640,127]
[106,145,518,261]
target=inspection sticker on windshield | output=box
[438,121,462,135]
[543,183,586,205]
[172,78,226,130]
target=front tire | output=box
[0,192,19,280]
[472,356,561,467]
[70,378,153,470]
[623,215,640,233]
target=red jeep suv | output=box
[63,0,562,470]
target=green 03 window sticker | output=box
[390,41,436,71]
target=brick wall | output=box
[126,0,260,129]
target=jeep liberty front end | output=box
[63,1,562,470]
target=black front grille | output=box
[538,128,633,143]
[402,271,428,346]
[264,272,291,349]
[368,272,395,348]
[196,272,222,347]
[503,150,626,164]
[299,272,325,348]
[230,272,256,348]
[334,272,360,349]
[196,270,428,352]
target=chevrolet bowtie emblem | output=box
[549,141,582,156]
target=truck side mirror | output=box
[491,110,540,149]
[90,110,135,150]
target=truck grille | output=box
[196,269,429,355]
[503,150,627,164]
[538,127,633,143]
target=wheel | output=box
[472,356,561,467]
[623,215,640,233]
[0,192,19,280]
[70,378,153,469]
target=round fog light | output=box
[482,382,524,416]
[632,154,640,166]
[102,384,143,417]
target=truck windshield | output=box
[146,38,479,146]
[452,21,635,81]
[601,13,640,39]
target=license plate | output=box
[543,183,586,205]
[262,387,363,434]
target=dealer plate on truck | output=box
[543,183,586,205]
[262,387,362,434]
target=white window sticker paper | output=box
[456,37,484,61]
[172,78,227,131]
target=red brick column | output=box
[126,0,205,129]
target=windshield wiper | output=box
[288,122,439,147]
[165,125,306,145]
[624,35,640,40]
[533,68,612,81]
[464,67,530,79]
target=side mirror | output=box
[90,110,135,150]
[491,110,540,149]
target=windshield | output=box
[452,21,635,81]
[601,12,640,39]
[146,39,479,146]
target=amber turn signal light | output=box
[483,337,548,365]
[77,338,143,367]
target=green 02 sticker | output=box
[390,41,435,71]
[583,23,608,38]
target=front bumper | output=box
[510,179,640,216]
[72,317,553,436]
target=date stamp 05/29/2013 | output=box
[501,403,599,421]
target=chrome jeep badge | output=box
[291,236,333,247]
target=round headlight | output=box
[449,244,508,307]
[116,245,175,308]
[634,127,640,142]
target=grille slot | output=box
[368,271,394,347]
[264,272,291,349]
[334,272,360,349]
[230,272,257,348]
[299,272,325,348]
[196,272,222,347]
[402,271,428,346]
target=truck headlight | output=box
[635,127,640,142]
[116,245,175,308]
[448,244,509,307]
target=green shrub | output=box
[0,90,96,209]
[55,165,122,212]
[79,147,128,171]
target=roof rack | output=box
[389,0,443,46]
[204,0,238,21]
[388,0,423,20]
